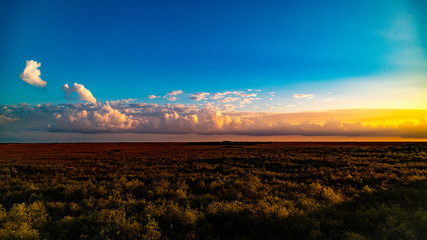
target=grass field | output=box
[0,142,427,239]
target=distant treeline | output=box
[186,141,271,146]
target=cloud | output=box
[207,91,259,107]
[218,97,239,103]
[62,83,97,104]
[293,94,314,100]
[1,103,427,138]
[209,91,257,100]
[164,90,183,101]
[240,97,260,107]
[148,95,160,99]
[232,92,257,97]
[210,93,225,100]
[190,92,210,101]
[164,96,177,101]
[49,105,427,137]
[19,60,47,87]
[168,90,183,96]
[0,115,18,124]
[50,102,137,132]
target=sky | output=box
[1,0,426,142]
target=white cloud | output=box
[218,97,239,103]
[190,92,210,101]
[2,103,427,138]
[293,94,314,100]
[51,102,138,132]
[208,91,258,103]
[19,60,47,87]
[63,83,97,104]
[164,90,183,101]
[168,90,183,96]
[164,96,177,101]
[148,95,160,99]
[210,93,225,100]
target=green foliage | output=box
[0,142,427,239]
[0,202,47,240]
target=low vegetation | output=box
[0,142,426,239]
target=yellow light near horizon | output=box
[260,108,427,127]
[350,109,427,127]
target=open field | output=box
[1,142,427,239]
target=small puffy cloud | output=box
[148,95,160,99]
[240,98,260,107]
[19,60,47,87]
[209,91,257,102]
[293,94,314,100]
[190,92,210,101]
[164,90,183,101]
[240,93,257,97]
[168,90,183,96]
[210,93,225,100]
[218,97,239,103]
[63,83,97,104]
[164,96,177,101]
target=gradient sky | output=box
[1,0,426,142]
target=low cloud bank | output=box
[1,102,426,138]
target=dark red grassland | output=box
[0,142,427,239]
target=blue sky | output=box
[1,0,426,142]
[2,0,426,105]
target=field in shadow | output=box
[208,179,427,240]
[0,142,426,239]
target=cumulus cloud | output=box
[190,92,210,101]
[210,93,225,100]
[168,90,183,96]
[2,102,427,139]
[207,91,259,107]
[47,105,427,137]
[50,102,138,132]
[235,92,257,98]
[218,97,240,103]
[19,60,47,87]
[293,94,314,100]
[209,91,257,100]
[164,90,183,101]
[148,95,160,99]
[62,83,97,104]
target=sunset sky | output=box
[1,0,426,142]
